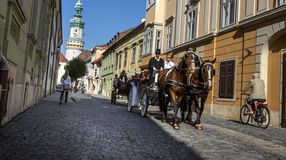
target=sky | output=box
[61,0,146,53]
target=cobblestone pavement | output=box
[0,93,285,160]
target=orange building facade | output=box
[140,0,286,127]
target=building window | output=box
[28,43,34,58]
[119,54,122,68]
[124,51,127,67]
[219,59,235,99]
[166,23,173,50]
[139,44,143,62]
[116,54,118,69]
[221,0,236,28]
[155,30,162,50]
[131,47,136,64]
[277,0,286,6]
[143,29,153,55]
[95,69,98,76]
[10,16,20,43]
[146,0,155,10]
[257,0,267,12]
[187,6,197,41]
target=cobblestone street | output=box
[0,93,286,160]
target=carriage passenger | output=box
[118,70,128,85]
[164,54,175,69]
[148,49,164,88]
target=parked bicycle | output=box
[240,97,270,129]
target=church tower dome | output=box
[65,0,85,61]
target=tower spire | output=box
[65,0,85,61]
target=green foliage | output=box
[66,58,87,82]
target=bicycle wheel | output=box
[240,105,250,124]
[256,105,270,129]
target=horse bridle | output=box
[198,62,214,89]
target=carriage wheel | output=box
[240,105,250,124]
[140,91,149,117]
[127,88,133,112]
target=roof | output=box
[58,52,68,63]
[91,57,102,64]
[76,50,92,61]
[102,28,134,56]
[95,43,108,49]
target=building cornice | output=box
[8,0,27,24]
[238,5,286,28]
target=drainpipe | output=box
[211,36,217,116]
[44,4,55,96]
[240,29,245,108]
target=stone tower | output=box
[65,0,85,61]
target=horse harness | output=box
[162,61,213,96]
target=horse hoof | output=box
[195,124,204,130]
[173,124,180,130]
[185,118,192,125]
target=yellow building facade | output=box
[140,0,286,127]
[116,23,145,77]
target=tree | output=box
[66,58,87,91]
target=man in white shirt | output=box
[164,54,175,69]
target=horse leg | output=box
[194,96,206,130]
[180,97,187,122]
[196,96,206,130]
[185,96,193,124]
[192,96,202,129]
[173,101,180,130]
[159,88,167,123]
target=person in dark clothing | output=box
[118,70,128,85]
[59,70,71,105]
[148,49,164,87]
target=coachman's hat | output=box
[155,49,161,55]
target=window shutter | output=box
[226,60,235,98]
[219,60,235,99]
[219,62,226,97]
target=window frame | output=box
[221,0,237,28]
[10,16,20,44]
[186,5,197,41]
[218,58,236,100]
[143,29,153,55]
[166,23,173,50]
[155,29,162,50]
[124,51,127,67]
[276,0,286,6]
[131,47,136,64]
[138,44,143,62]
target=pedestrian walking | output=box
[60,70,71,105]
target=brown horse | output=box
[183,58,216,130]
[158,51,198,130]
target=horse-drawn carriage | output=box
[127,80,160,117]
[126,50,216,130]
